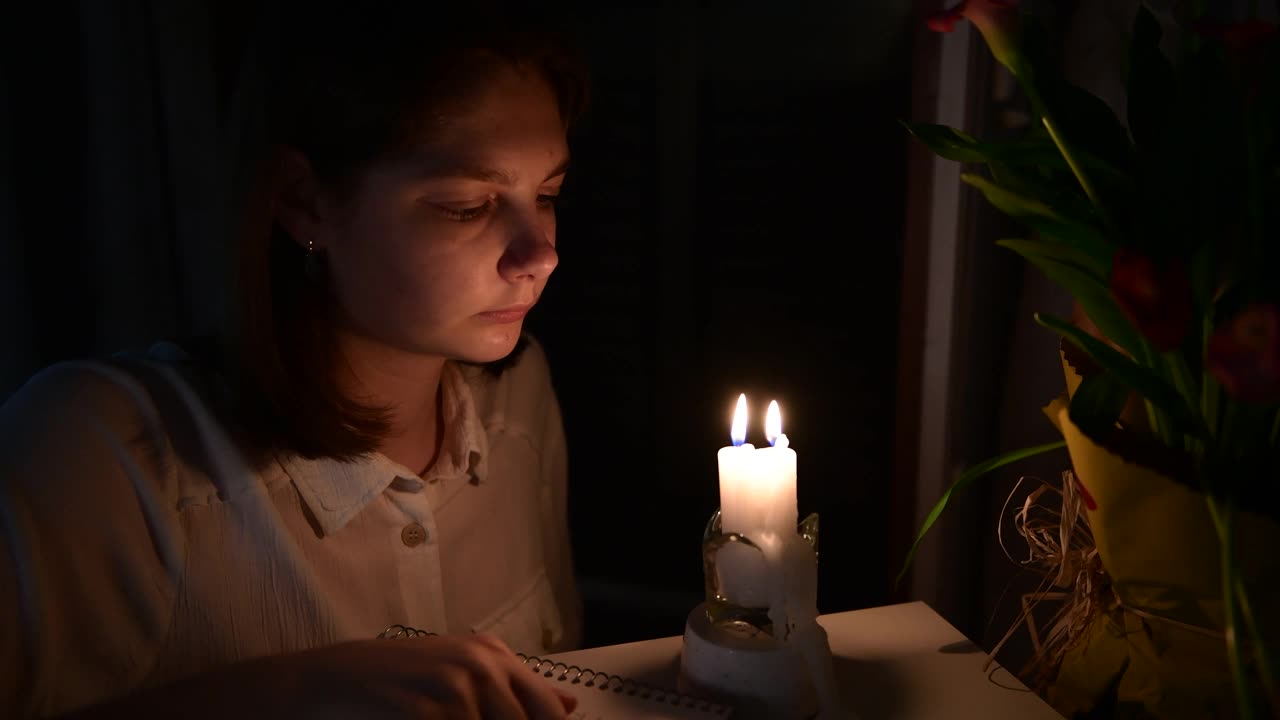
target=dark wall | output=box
[527,2,915,646]
[2,1,916,650]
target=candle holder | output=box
[700,509,820,637]
[678,509,842,720]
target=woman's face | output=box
[320,64,567,364]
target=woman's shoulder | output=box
[4,357,163,429]
[0,356,182,502]
[5,340,213,422]
[0,340,230,483]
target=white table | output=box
[549,601,1063,719]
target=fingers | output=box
[550,686,579,714]
[395,633,571,720]
[475,673,529,720]
[472,634,570,720]
[504,658,572,720]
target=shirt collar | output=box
[278,362,490,536]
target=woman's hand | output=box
[66,633,578,719]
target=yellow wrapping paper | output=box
[1041,359,1280,718]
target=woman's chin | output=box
[457,326,523,364]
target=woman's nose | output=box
[498,212,558,283]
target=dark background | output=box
[1,0,1080,662]
[528,3,914,646]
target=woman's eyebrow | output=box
[412,161,514,184]
[398,154,570,185]
[543,156,570,181]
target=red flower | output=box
[927,1,1022,74]
[927,0,1017,32]
[1109,249,1193,351]
[1191,19,1278,56]
[1192,19,1278,103]
[1208,304,1280,405]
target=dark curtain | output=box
[1,1,264,399]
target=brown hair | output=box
[229,1,587,465]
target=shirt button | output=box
[390,476,424,493]
[401,523,428,547]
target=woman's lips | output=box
[477,304,532,323]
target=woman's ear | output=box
[273,147,333,252]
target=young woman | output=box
[0,3,586,717]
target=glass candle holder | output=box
[700,508,820,638]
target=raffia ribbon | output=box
[985,471,1111,689]
[986,471,1244,691]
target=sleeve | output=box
[522,338,583,652]
[0,362,187,717]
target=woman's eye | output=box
[436,197,495,222]
[536,193,560,209]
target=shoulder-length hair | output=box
[227,1,586,465]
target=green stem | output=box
[1208,496,1258,719]
[1019,85,1118,237]
[1203,317,1220,440]
[1221,400,1240,461]
[1137,342,1175,446]
[1041,117,1117,234]
[1167,352,1199,452]
[1234,575,1279,711]
[1144,399,1164,444]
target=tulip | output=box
[1109,248,1193,351]
[1191,18,1277,57]
[927,1,1023,76]
[1192,19,1278,103]
[1208,303,1280,405]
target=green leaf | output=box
[963,171,1125,244]
[961,173,1060,221]
[964,172,1113,256]
[989,161,1097,226]
[996,238,1108,280]
[900,121,993,164]
[1069,373,1129,440]
[895,440,1069,590]
[1188,241,1216,309]
[1025,221,1113,268]
[1009,247,1143,358]
[963,173,1137,354]
[1035,312,1207,439]
[903,121,1117,175]
[1041,76,1134,173]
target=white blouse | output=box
[0,339,581,717]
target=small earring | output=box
[304,239,322,281]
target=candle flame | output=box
[730,394,748,446]
[765,400,782,446]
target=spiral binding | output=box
[378,624,731,715]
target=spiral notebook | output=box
[380,625,731,719]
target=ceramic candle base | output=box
[678,602,819,720]
[683,509,845,718]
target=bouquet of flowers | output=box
[899,1,1280,716]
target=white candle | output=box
[715,395,799,609]
[717,396,797,538]
[758,400,798,534]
